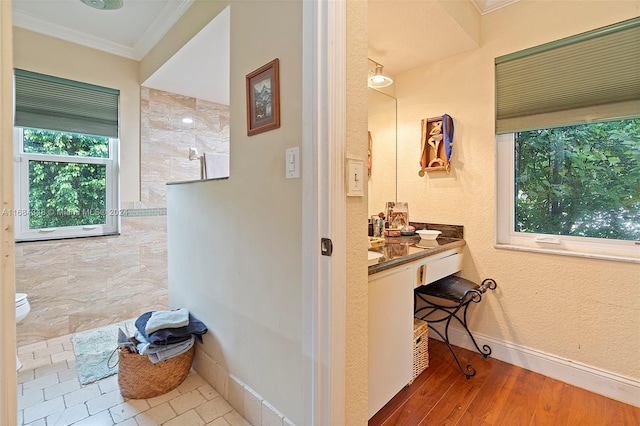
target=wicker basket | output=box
[117,345,195,399]
[411,318,429,383]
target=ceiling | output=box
[142,6,230,105]
[12,0,194,60]
[12,0,519,104]
[368,0,519,77]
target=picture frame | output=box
[385,201,409,229]
[246,58,280,136]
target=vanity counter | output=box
[368,236,465,275]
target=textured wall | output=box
[1,2,18,423]
[393,1,640,380]
[345,0,369,424]
[140,87,230,207]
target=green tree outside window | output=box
[23,129,109,229]
[515,118,640,241]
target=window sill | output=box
[16,231,121,244]
[494,243,640,264]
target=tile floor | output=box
[17,333,251,426]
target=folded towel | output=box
[134,330,151,355]
[145,308,190,335]
[135,331,195,364]
[203,152,230,179]
[136,311,208,345]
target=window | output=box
[496,121,640,261]
[495,18,640,262]
[12,70,119,241]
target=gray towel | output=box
[145,308,189,334]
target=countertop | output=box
[368,236,465,275]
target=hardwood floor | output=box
[369,338,640,426]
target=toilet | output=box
[15,293,31,370]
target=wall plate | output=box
[346,158,364,196]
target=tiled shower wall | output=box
[15,88,230,346]
[15,214,168,346]
[141,87,230,207]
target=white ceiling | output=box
[368,0,519,77]
[12,0,518,105]
[369,1,478,77]
[142,6,230,105]
[12,0,194,60]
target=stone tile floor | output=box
[17,333,251,426]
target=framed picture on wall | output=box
[246,58,281,136]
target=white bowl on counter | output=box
[416,229,441,240]
[368,251,383,266]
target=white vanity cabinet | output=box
[368,245,463,419]
[368,264,414,419]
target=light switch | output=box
[347,158,364,196]
[286,147,300,179]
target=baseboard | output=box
[428,323,640,408]
[193,347,295,426]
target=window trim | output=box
[13,127,120,242]
[495,133,640,263]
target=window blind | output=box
[495,17,640,134]
[14,69,120,138]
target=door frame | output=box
[301,0,347,424]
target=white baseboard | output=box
[428,323,640,408]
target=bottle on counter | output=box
[374,212,386,237]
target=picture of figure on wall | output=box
[385,201,409,229]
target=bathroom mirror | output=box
[367,88,397,217]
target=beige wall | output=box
[166,0,304,423]
[13,28,141,203]
[393,1,640,379]
[345,1,369,424]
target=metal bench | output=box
[414,275,497,378]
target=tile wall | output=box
[15,88,231,346]
[140,87,230,207]
[15,214,168,346]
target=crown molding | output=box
[133,0,194,60]
[12,0,193,61]
[12,10,138,59]
[470,0,520,15]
